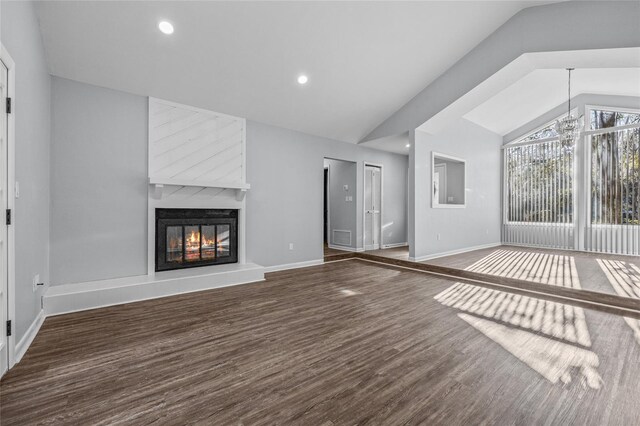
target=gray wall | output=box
[47,79,408,281]
[1,1,51,342]
[50,77,148,285]
[246,120,408,267]
[324,158,357,249]
[364,1,640,142]
[409,119,502,260]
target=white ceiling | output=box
[464,67,640,135]
[35,1,558,144]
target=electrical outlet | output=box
[437,233,441,241]
[33,274,40,292]
[289,243,294,250]
[15,181,20,198]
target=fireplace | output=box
[155,208,238,272]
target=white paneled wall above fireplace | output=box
[148,98,250,200]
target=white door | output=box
[0,61,8,376]
[364,165,381,250]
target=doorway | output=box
[364,164,382,251]
[323,158,357,256]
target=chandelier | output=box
[554,68,582,147]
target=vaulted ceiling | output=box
[35,1,558,143]
[464,67,640,136]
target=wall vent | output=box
[332,230,352,247]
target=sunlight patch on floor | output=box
[466,249,581,288]
[459,313,602,389]
[434,250,603,389]
[434,283,592,347]
[597,259,640,345]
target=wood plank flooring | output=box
[2,259,640,425]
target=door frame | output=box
[1,44,16,372]
[363,162,383,250]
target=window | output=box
[590,108,640,225]
[504,105,639,255]
[519,122,558,143]
[505,141,573,223]
[590,108,640,130]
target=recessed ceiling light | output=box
[406,144,411,148]
[158,21,174,35]
[297,75,308,85]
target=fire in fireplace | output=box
[156,208,238,271]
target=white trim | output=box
[409,242,501,262]
[1,45,16,370]
[264,259,324,273]
[44,263,265,316]
[328,244,364,253]
[381,242,408,249]
[432,152,466,208]
[15,310,44,364]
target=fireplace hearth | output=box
[155,208,238,272]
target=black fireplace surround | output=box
[155,208,238,272]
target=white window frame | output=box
[584,104,640,230]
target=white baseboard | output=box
[15,309,45,363]
[264,259,324,273]
[382,242,408,249]
[45,262,265,317]
[409,242,502,262]
[328,244,364,253]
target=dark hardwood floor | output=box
[2,259,640,425]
